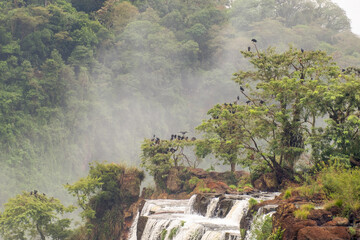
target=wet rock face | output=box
[136,216,148,240]
[215,199,234,218]
[192,194,213,216]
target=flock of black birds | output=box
[148,132,197,155]
[150,132,196,146]
[29,190,46,198]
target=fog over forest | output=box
[0,0,360,206]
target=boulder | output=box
[297,226,351,240]
[308,209,332,225]
[272,203,317,239]
[324,217,350,226]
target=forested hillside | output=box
[1,0,360,205]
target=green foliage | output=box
[252,214,273,240]
[268,227,285,240]
[319,164,360,213]
[168,226,180,239]
[189,176,200,186]
[294,209,310,220]
[283,188,292,199]
[160,229,167,240]
[65,162,144,238]
[0,192,74,240]
[297,183,323,199]
[349,227,356,236]
[249,198,258,208]
[300,204,314,211]
[294,204,314,220]
[229,185,237,190]
[141,137,197,189]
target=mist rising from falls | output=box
[129,192,279,240]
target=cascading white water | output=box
[129,192,279,240]
[205,197,219,218]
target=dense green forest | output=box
[1,0,360,206]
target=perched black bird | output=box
[179,131,188,135]
[301,48,304,53]
[246,100,251,104]
[30,191,33,195]
[224,103,228,106]
[251,38,257,43]
[170,135,174,140]
[342,69,346,72]
[155,138,160,144]
[240,86,244,91]
[237,96,240,101]
[174,134,177,139]
[260,100,265,104]
[43,193,46,196]
[185,137,189,141]
[34,190,38,195]
[191,137,197,141]
[248,46,251,51]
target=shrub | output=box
[297,184,323,198]
[249,198,258,208]
[283,188,292,199]
[229,184,237,190]
[189,176,200,186]
[320,165,360,214]
[252,215,273,240]
[268,227,285,240]
[294,209,310,220]
[300,204,314,211]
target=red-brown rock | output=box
[297,226,351,240]
[308,209,332,225]
[324,217,350,226]
[273,203,317,239]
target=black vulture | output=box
[260,100,265,104]
[301,48,304,53]
[248,46,251,51]
[251,38,257,43]
[237,96,240,100]
[240,86,244,91]
[246,100,251,104]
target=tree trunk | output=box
[230,162,235,173]
[36,223,46,240]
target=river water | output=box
[129,192,279,240]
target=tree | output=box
[141,136,198,188]
[65,162,144,239]
[196,103,247,172]
[303,70,360,166]
[227,46,337,181]
[0,192,74,240]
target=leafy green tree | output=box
[65,162,144,239]
[196,103,247,172]
[303,70,360,166]
[228,46,337,180]
[141,137,198,188]
[0,192,74,240]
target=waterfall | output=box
[129,192,279,240]
[205,197,219,218]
